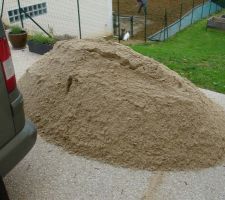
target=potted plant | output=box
[8,25,27,49]
[27,33,56,55]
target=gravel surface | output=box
[4,47,225,200]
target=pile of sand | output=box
[19,39,225,171]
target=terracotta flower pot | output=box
[8,31,27,49]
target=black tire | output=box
[0,177,9,200]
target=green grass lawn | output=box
[131,14,225,94]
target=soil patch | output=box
[112,0,203,39]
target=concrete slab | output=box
[10,47,41,80]
[5,136,152,200]
[4,47,225,200]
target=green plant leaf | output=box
[10,25,24,34]
[29,33,56,45]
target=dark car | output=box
[0,19,37,177]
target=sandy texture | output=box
[19,39,225,171]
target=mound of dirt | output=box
[19,39,225,171]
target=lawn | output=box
[131,14,225,94]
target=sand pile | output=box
[19,39,225,171]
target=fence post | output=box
[166,12,169,39]
[17,0,24,28]
[130,16,134,37]
[164,9,168,41]
[76,0,82,39]
[117,0,120,43]
[144,4,147,42]
[208,0,212,16]
[201,0,205,18]
[191,0,195,24]
[0,0,4,19]
[179,3,183,31]
[113,13,117,36]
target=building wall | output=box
[1,0,113,38]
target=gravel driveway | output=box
[4,47,225,200]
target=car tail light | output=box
[0,38,16,93]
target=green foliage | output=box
[131,12,225,94]
[10,25,24,34]
[29,33,56,45]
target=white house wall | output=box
[2,0,112,38]
[79,0,113,38]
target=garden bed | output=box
[112,0,203,39]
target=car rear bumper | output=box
[0,120,37,177]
